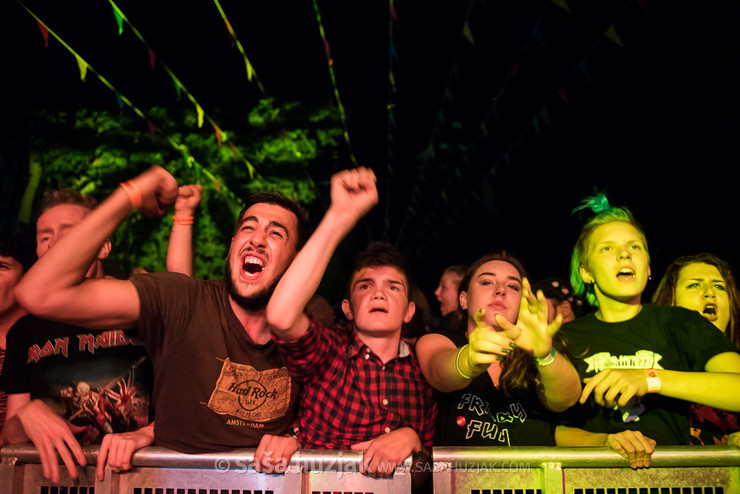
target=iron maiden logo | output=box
[27,330,133,363]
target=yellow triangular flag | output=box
[551,0,570,13]
[196,104,204,128]
[605,25,623,47]
[463,22,474,45]
[75,55,88,81]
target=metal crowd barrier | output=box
[0,444,411,494]
[2,444,738,494]
[433,445,740,494]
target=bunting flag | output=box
[74,54,88,81]
[312,0,358,165]
[463,22,475,45]
[18,1,244,204]
[36,20,49,47]
[112,7,124,35]
[605,25,624,47]
[104,0,263,180]
[210,0,266,94]
[551,0,571,14]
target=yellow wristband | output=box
[455,344,473,380]
[534,347,557,367]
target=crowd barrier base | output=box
[432,445,740,494]
[2,444,738,494]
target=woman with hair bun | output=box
[556,195,740,467]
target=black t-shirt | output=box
[131,272,300,454]
[431,329,556,446]
[0,315,153,444]
[561,304,740,445]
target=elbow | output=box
[265,305,296,335]
[14,280,52,317]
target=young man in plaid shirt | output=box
[266,167,435,477]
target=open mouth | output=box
[703,304,717,317]
[242,255,265,276]
[617,268,635,279]
[369,307,388,313]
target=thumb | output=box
[494,313,520,340]
[351,440,372,451]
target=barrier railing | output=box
[432,445,740,493]
[2,444,738,494]
[0,444,411,494]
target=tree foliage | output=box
[24,99,344,279]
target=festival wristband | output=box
[455,344,473,380]
[534,346,557,367]
[644,368,661,393]
[173,216,194,225]
[120,180,142,209]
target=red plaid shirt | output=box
[274,319,435,449]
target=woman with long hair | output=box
[652,253,740,445]
[415,252,581,446]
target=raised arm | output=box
[166,184,202,276]
[266,167,378,340]
[14,166,178,329]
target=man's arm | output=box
[266,167,377,341]
[14,166,178,329]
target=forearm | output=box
[555,425,607,446]
[166,221,194,276]
[536,352,582,412]
[658,370,740,411]
[416,333,483,392]
[267,205,359,337]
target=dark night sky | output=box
[1,0,738,304]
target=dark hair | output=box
[39,189,98,215]
[652,253,740,347]
[570,193,648,307]
[234,192,311,250]
[0,229,37,272]
[347,241,410,298]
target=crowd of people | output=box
[0,166,738,491]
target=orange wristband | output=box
[644,368,661,393]
[120,181,142,209]
[173,216,194,225]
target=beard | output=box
[225,261,281,312]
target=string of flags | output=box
[18,0,241,204]
[311,0,358,166]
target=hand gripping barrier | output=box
[432,445,740,493]
[0,444,412,494]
